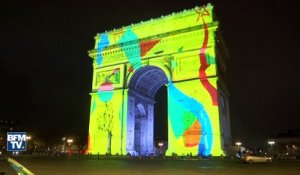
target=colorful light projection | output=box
[168,82,213,156]
[87,3,224,156]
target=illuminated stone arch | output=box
[86,3,231,156]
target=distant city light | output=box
[26,136,32,140]
[235,142,242,147]
[67,139,73,144]
[268,141,275,145]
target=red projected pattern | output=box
[196,6,218,106]
[140,39,160,57]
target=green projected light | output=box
[86,3,228,157]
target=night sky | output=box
[1,0,299,147]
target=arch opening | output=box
[154,85,168,155]
[127,66,168,156]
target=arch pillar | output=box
[146,101,154,154]
[126,89,157,155]
[126,94,135,154]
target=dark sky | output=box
[1,0,299,147]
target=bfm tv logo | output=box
[7,132,27,151]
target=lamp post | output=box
[66,138,74,155]
[25,135,32,153]
[158,142,164,156]
[268,140,275,156]
[235,141,243,158]
[62,137,66,153]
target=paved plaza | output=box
[1,156,300,175]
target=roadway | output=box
[2,156,300,175]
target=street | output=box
[1,156,299,175]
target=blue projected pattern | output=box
[96,33,110,65]
[118,28,142,71]
[168,82,213,155]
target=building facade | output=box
[86,3,230,156]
